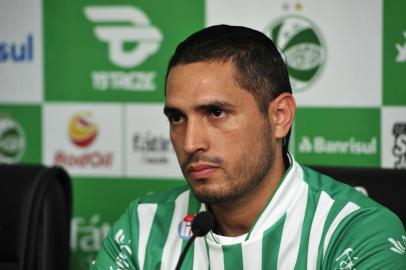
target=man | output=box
[92,25,406,270]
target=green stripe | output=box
[223,243,243,270]
[272,23,282,44]
[284,28,321,51]
[316,200,347,268]
[180,192,203,269]
[294,188,320,269]
[143,203,175,269]
[180,244,195,270]
[262,214,286,270]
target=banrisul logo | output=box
[392,122,406,169]
[84,5,163,92]
[298,136,377,155]
[0,34,34,63]
[0,118,25,163]
[264,15,326,92]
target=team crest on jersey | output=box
[178,214,195,240]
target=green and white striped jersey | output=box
[91,159,406,270]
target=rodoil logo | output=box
[68,112,98,148]
[53,112,113,168]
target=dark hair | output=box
[166,24,293,159]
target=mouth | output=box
[187,163,219,180]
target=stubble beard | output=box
[184,119,275,206]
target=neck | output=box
[209,151,287,237]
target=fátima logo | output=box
[264,15,326,92]
[69,112,98,148]
[0,117,25,163]
[70,214,111,270]
[84,6,162,92]
[395,32,406,63]
[133,131,173,165]
[392,122,406,169]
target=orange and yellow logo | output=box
[68,112,98,147]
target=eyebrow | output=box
[163,106,181,116]
[163,100,235,116]
[194,101,235,112]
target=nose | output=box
[183,118,208,154]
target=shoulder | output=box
[117,184,194,228]
[298,165,406,268]
[92,185,198,269]
[300,164,386,208]
[323,205,406,269]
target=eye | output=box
[168,114,184,124]
[210,108,225,118]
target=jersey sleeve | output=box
[323,207,406,270]
[91,200,140,270]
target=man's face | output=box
[165,61,275,205]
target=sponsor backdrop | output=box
[0,0,405,268]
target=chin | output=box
[192,186,239,205]
[191,186,224,204]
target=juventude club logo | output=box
[264,15,326,92]
[392,122,406,169]
[84,6,163,68]
[0,118,25,163]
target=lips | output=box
[188,164,219,180]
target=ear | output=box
[268,93,296,140]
